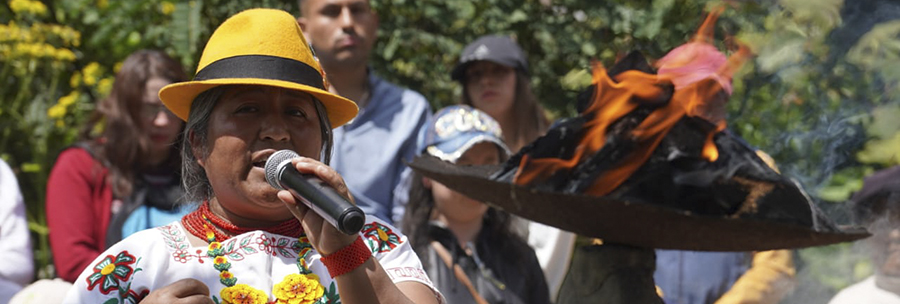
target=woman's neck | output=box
[436,214,483,250]
[493,112,520,152]
[208,198,273,230]
[145,149,173,171]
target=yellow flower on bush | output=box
[220,284,268,304]
[47,103,66,119]
[9,0,47,16]
[97,77,114,96]
[82,62,101,86]
[0,45,11,59]
[55,48,76,62]
[59,91,79,106]
[70,72,82,88]
[39,43,54,58]
[273,273,324,304]
[97,0,108,9]
[161,2,175,15]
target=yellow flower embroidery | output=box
[219,271,234,280]
[220,284,268,304]
[273,273,324,304]
[99,263,116,275]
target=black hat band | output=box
[194,55,325,90]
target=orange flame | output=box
[513,9,751,196]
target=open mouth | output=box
[252,151,273,169]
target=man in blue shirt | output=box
[298,0,431,224]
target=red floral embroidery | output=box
[172,249,192,263]
[125,288,149,303]
[361,222,402,253]
[85,251,137,294]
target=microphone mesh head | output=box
[265,150,300,191]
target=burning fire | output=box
[514,9,751,196]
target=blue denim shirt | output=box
[654,250,751,304]
[330,72,431,225]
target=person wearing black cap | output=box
[452,34,574,302]
[830,166,900,304]
[451,35,549,153]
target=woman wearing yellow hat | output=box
[62,8,442,304]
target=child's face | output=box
[430,142,502,224]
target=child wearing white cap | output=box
[402,105,550,304]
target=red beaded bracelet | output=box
[320,236,372,278]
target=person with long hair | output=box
[45,49,190,282]
[451,34,575,301]
[451,35,549,153]
[62,9,441,304]
[403,105,550,304]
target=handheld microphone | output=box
[265,150,365,235]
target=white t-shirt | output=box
[830,276,900,304]
[0,160,33,303]
[63,216,439,303]
[527,221,575,302]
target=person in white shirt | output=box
[830,166,900,304]
[0,159,34,302]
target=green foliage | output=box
[1,0,299,279]
[371,0,715,118]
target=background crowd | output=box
[2,0,900,303]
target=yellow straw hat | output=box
[159,8,358,128]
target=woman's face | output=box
[429,142,502,224]
[464,61,516,121]
[142,77,183,166]
[195,85,323,222]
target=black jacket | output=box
[422,222,551,304]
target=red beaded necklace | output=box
[182,201,303,241]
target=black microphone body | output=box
[265,150,365,235]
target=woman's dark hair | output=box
[462,71,549,152]
[79,50,188,198]
[402,170,527,266]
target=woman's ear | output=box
[188,130,206,168]
[422,176,433,190]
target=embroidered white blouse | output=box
[62,216,439,304]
